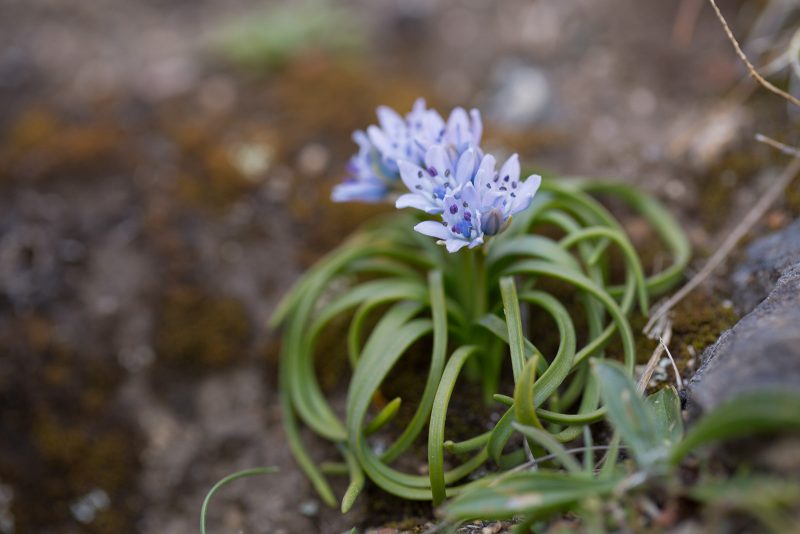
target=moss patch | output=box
[671,290,739,377]
[154,285,251,372]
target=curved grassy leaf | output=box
[200,467,278,534]
[381,270,449,462]
[670,391,800,465]
[514,355,544,430]
[429,345,482,504]
[593,360,666,468]
[504,260,636,374]
[364,397,401,436]
[500,277,526,381]
[443,471,621,521]
[646,386,683,449]
[339,444,364,513]
[512,423,582,473]
[488,407,516,464]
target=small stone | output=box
[297,143,330,176]
[231,143,273,181]
[298,500,319,517]
[488,61,552,127]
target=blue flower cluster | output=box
[333,99,541,252]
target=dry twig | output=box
[755,133,800,157]
[638,318,672,391]
[659,336,684,391]
[707,0,800,107]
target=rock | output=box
[731,218,800,312]
[487,61,552,127]
[688,262,800,415]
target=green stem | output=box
[474,248,487,323]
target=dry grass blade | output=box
[646,156,800,332]
[659,335,684,391]
[707,0,800,107]
[638,318,672,391]
[755,133,800,157]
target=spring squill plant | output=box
[268,99,692,512]
[201,100,800,532]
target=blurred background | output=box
[0,0,798,532]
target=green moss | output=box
[671,290,738,371]
[154,285,251,372]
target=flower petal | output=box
[397,193,440,213]
[468,236,485,249]
[455,149,477,185]
[510,174,542,214]
[498,154,520,184]
[424,145,451,178]
[446,107,470,148]
[367,125,391,154]
[352,129,370,150]
[460,181,479,207]
[376,105,405,133]
[398,160,426,192]
[474,154,496,191]
[414,220,452,241]
[332,181,385,203]
[445,238,470,253]
[470,108,483,145]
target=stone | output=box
[487,61,552,127]
[731,218,800,312]
[688,263,800,415]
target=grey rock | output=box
[731,218,800,312]
[688,263,800,415]
[487,61,552,127]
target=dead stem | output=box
[755,133,800,157]
[639,317,672,391]
[707,0,800,107]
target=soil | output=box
[0,0,796,532]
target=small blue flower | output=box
[331,131,394,203]
[471,153,542,235]
[444,107,483,157]
[333,99,483,203]
[396,147,478,213]
[407,150,541,252]
[414,183,485,252]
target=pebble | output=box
[488,61,552,127]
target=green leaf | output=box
[593,360,666,468]
[646,386,683,448]
[500,277,526,381]
[689,474,800,533]
[512,423,582,473]
[443,471,621,521]
[201,467,278,534]
[339,445,364,513]
[380,270,449,462]
[488,407,516,464]
[670,391,800,464]
[428,345,482,505]
[514,355,544,430]
[364,397,401,436]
